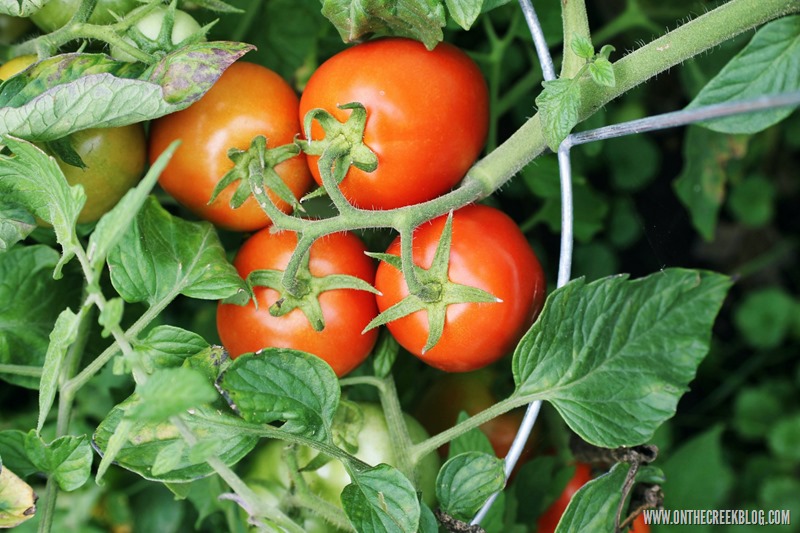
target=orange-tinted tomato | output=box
[149,61,312,231]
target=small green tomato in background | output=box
[30,0,140,32]
[0,54,147,224]
[48,125,148,224]
[244,402,440,530]
[110,5,203,61]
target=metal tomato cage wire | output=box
[471,0,800,525]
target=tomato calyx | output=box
[244,249,379,332]
[365,213,501,353]
[209,135,304,216]
[296,102,377,207]
[117,2,209,59]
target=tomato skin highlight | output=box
[375,204,546,372]
[299,37,489,209]
[149,62,312,231]
[216,228,379,377]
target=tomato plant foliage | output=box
[1,0,798,532]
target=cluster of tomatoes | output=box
[199,39,547,377]
[2,29,550,378]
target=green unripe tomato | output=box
[30,0,140,32]
[0,54,146,225]
[244,402,441,531]
[110,5,203,62]
[44,125,147,224]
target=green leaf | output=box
[673,126,748,241]
[133,325,212,372]
[727,174,776,227]
[216,349,340,441]
[555,462,628,533]
[605,135,660,193]
[513,268,731,448]
[0,0,44,16]
[571,36,595,59]
[93,398,257,482]
[536,78,582,151]
[445,0,483,30]
[532,175,608,242]
[24,431,92,491]
[151,441,186,477]
[107,196,247,305]
[125,368,218,424]
[687,16,800,134]
[588,57,616,87]
[372,330,400,379]
[436,451,505,521]
[660,426,733,532]
[87,140,179,271]
[37,309,80,433]
[734,287,796,349]
[341,463,420,533]
[0,44,253,141]
[0,431,37,478]
[0,464,36,528]
[733,387,784,440]
[0,136,83,272]
[767,413,800,463]
[0,245,78,389]
[0,199,35,252]
[321,0,446,50]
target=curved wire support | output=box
[472,0,800,527]
[472,0,561,524]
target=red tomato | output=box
[374,204,546,372]
[216,228,379,377]
[149,62,312,231]
[631,513,651,532]
[536,462,593,533]
[298,37,489,209]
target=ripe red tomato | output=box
[216,228,379,377]
[631,513,651,532]
[298,37,489,210]
[536,462,593,533]
[374,204,546,372]
[149,61,312,231]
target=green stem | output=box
[463,0,799,198]
[409,396,528,463]
[55,302,96,437]
[283,449,354,532]
[375,375,415,482]
[12,2,158,61]
[560,0,591,77]
[0,364,42,377]
[36,477,59,533]
[171,417,307,533]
